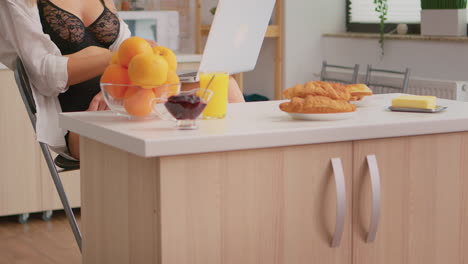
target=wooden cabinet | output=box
[0,70,42,216]
[282,143,352,264]
[84,141,353,263]
[353,134,468,264]
[82,133,468,264]
[40,153,81,211]
[0,70,80,217]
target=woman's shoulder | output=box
[1,0,39,17]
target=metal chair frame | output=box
[364,65,411,94]
[13,58,82,252]
[320,60,360,84]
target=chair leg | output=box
[39,143,82,252]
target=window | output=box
[347,0,422,33]
[347,0,468,33]
[349,0,421,24]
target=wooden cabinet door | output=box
[159,142,352,264]
[353,133,468,264]
[40,150,81,211]
[0,71,42,216]
[282,142,353,264]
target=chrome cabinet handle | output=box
[366,154,381,243]
[331,158,346,248]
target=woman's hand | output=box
[87,92,109,111]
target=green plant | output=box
[374,0,388,56]
[421,0,467,9]
[210,7,217,15]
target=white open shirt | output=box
[0,0,131,150]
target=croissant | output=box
[283,81,351,101]
[279,95,356,114]
[350,95,365,101]
[346,84,373,101]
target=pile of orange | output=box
[100,37,180,117]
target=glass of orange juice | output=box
[199,72,229,119]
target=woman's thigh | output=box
[67,132,80,160]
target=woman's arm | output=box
[64,46,112,86]
[1,1,69,96]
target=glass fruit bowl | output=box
[100,83,181,119]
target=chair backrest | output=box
[365,65,411,94]
[13,58,37,130]
[13,57,76,161]
[320,60,360,84]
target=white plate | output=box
[288,111,357,121]
[351,96,374,107]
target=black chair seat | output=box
[54,155,80,170]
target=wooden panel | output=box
[159,152,223,264]
[265,25,280,38]
[160,143,352,264]
[0,70,42,216]
[221,149,283,264]
[200,25,280,38]
[283,143,352,264]
[40,150,81,211]
[195,0,203,53]
[353,133,468,264]
[80,137,351,264]
[274,0,283,99]
[80,137,161,264]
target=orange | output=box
[123,89,156,117]
[118,37,153,67]
[153,46,177,71]
[153,85,168,99]
[100,64,130,99]
[152,71,180,98]
[165,70,180,85]
[123,85,142,99]
[110,52,120,65]
[128,53,168,87]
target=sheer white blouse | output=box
[0,0,131,149]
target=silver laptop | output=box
[179,0,276,82]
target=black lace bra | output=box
[38,0,120,55]
[38,0,121,113]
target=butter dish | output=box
[388,106,447,113]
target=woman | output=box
[0,0,245,160]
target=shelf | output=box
[118,10,178,20]
[323,32,468,43]
[200,25,280,38]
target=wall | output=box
[244,0,347,99]
[323,37,468,82]
[283,0,346,89]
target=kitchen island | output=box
[60,94,468,264]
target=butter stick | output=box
[392,95,437,109]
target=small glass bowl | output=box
[153,88,213,130]
[100,83,180,119]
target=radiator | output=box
[318,70,468,101]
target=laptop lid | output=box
[198,0,276,75]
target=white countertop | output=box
[60,94,468,157]
[0,55,200,71]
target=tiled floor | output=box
[0,210,81,264]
